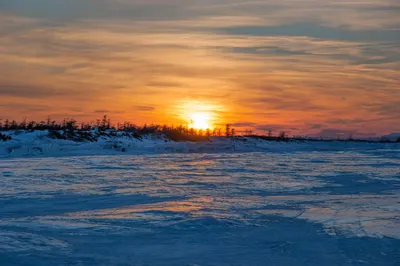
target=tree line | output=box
[0,116,240,137]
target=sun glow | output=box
[176,100,224,130]
[191,112,211,130]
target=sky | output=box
[0,0,399,137]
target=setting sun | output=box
[191,113,211,129]
[176,100,224,130]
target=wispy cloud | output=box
[0,0,399,134]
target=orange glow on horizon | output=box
[1,3,399,137]
[176,100,225,130]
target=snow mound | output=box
[1,130,399,158]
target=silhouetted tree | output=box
[4,119,9,130]
[244,129,253,135]
[65,119,77,131]
[19,118,27,130]
[10,120,18,130]
[225,124,231,137]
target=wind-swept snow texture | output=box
[0,143,399,265]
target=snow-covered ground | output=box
[1,130,399,158]
[0,134,399,265]
[0,130,265,157]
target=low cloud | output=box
[316,128,356,138]
[0,84,62,98]
[134,106,156,112]
[94,110,111,114]
[307,124,324,129]
[256,124,291,132]
[231,122,257,127]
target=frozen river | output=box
[0,145,399,265]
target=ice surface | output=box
[0,141,399,265]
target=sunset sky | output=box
[0,0,399,137]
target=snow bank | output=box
[1,130,399,158]
[0,130,230,158]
